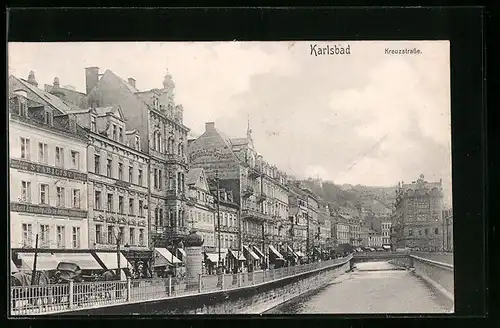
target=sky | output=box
[8,41,452,205]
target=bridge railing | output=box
[409,254,454,299]
[10,254,352,316]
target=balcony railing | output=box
[241,208,267,222]
[10,255,353,316]
[242,186,254,198]
[248,168,261,179]
[256,193,267,202]
[165,154,188,165]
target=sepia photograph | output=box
[8,41,453,315]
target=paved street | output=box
[266,261,453,314]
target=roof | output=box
[230,138,249,146]
[187,168,204,185]
[10,75,82,114]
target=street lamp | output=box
[124,243,131,277]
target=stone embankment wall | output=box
[60,261,350,315]
[390,256,454,303]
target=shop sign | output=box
[10,159,87,182]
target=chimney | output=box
[128,78,136,89]
[205,122,216,132]
[85,67,100,95]
[27,71,38,87]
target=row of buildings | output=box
[9,68,452,280]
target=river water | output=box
[265,261,453,314]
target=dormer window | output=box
[69,117,76,132]
[135,136,140,150]
[19,101,28,117]
[90,115,96,132]
[119,127,123,143]
[153,98,159,110]
[44,111,53,125]
[112,124,117,140]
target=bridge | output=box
[9,252,453,315]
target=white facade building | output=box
[9,91,89,250]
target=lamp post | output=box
[215,170,222,274]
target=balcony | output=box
[215,225,239,233]
[165,153,188,166]
[186,196,196,206]
[241,208,267,222]
[257,192,267,203]
[248,168,261,179]
[166,189,186,200]
[242,185,254,198]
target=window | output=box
[138,169,143,186]
[22,223,33,248]
[155,208,159,227]
[55,147,64,168]
[135,136,140,150]
[139,229,144,246]
[40,225,50,248]
[408,229,413,236]
[38,142,48,163]
[159,170,162,190]
[112,124,117,140]
[94,190,102,210]
[72,189,80,208]
[107,226,114,244]
[107,193,113,212]
[129,166,133,183]
[72,227,80,248]
[129,198,134,215]
[119,196,124,214]
[94,155,100,174]
[90,115,96,132]
[138,200,144,216]
[159,209,163,225]
[44,111,53,125]
[119,127,123,143]
[20,137,30,160]
[154,169,158,189]
[40,184,49,205]
[21,181,31,203]
[118,163,123,180]
[56,187,65,207]
[57,226,65,248]
[106,159,112,177]
[19,101,28,116]
[425,228,429,235]
[95,225,102,244]
[71,151,79,170]
[129,228,135,245]
[435,228,439,235]
[118,227,124,245]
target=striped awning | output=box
[228,250,246,261]
[153,248,182,267]
[177,248,187,260]
[252,246,265,259]
[287,246,298,258]
[243,246,260,260]
[205,252,226,263]
[269,245,284,260]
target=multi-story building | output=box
[391,174,444,251]
[70,105,150,266]
[360,224,370,247]
[83,68,190,247]
[185,168,216,249]
[332,213,350,247]
[188,122,288,269]
[287,184,309,256]
[381,220,392,246]
[9,77,89,254]
[442,208,453,252]
[368,230,383,247]
[318,203,332,250]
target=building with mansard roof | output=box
[9,74,90,260]
[188,121,289,270]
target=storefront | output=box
[121,249,153,279]
[152,248,183,278]
[268,245,285,269]
[243,245,260,272]
[252,245,267,270]
[94,252,132,280]
[226,249,246,273]
[204,252,226,275]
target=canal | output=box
[265,261,454,314]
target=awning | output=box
[11,260,19,273]
[53,253,102,270]
[177,248,187,260]
[243,246,260,260]
[295,251,305,257]
[252,246,265,259]
[382,245,391,250]
[95,252,132,270]
[287,246,298,258]
[18,253,59,271]
[228,250,246,261]
[205,252,226,263]
[313,247,321,255]
[269,245,284,260]
[153,248,182,267]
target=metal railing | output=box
[10,255,352,316]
